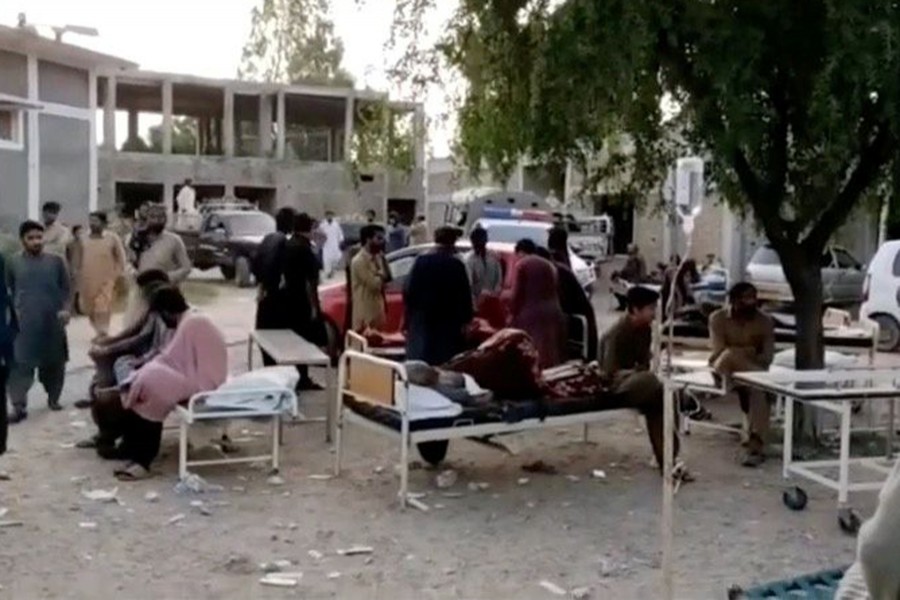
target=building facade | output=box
[97,71,425,220]
[0,25,134,233]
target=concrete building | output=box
[98,71,426,220]
[0,25,134,232]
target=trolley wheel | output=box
[838,507,861,535]
[782,486,808,511]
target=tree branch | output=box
[806,123,895,250]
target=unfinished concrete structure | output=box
[98,71,425,220]
[0,25,134,232]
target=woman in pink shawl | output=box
[114,286,227,480]
[509,239,566,368]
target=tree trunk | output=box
[780,249,825,443]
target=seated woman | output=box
[114,286,228,481]
[76,270,173,456]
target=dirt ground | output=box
[0,269,885,599]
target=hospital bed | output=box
[332,347,633,508]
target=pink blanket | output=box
[124,313,228,422]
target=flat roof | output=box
[0,25,136,71]
[114,69,419,111]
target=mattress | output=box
[343,392,633,433]
[669,323,872,349]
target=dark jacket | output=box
[404,250,473,365]
[0,254,17,365]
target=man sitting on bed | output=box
[708,282,775,468]
[599,286,688,480]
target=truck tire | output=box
[235,256,253,288]
[219,265,236,281]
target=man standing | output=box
[709,282,775,467]
[109,201,134,240]
[8,221,71,422]
[405,227,473,365]
[619,243,647,282]
[409,215,429,246]
[317,210,344,278]
[253,207,295,366]
[0,253,16,459]
[350,225,388,331]
[465,227,503,301]
[41,201,71,258]
[548,227,598,360]
[132,204,192,284]
[78,212,126,339]
[386,212,408,253]
[599,286,687,479]
[285,213,326,389]
[364,209,377,224]
[176,178,197,215]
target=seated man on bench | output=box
[77,270,174,457]
[599,286,689,480]
[708,282,775,468]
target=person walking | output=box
[465,227,503,301]
[78,212,126,340]
[284,213,326,389]
[404,226,473,365]
[408,215,429,246]
[386,213,408,253]
[317,210,344,278]
[41,201,72,258]
[253,207,295,365]
[8,220,71,422]
[547,227,598,360]
[349,225,388,331]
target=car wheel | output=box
[219,265,236,281]
[234,256,253,288]
[872,314,900,352]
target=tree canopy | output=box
[388,0,900,367]
[239,0,353,87]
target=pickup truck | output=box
[175,207,276,287]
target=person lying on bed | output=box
[114,286,228,481]
[76,270,174,456]
[599,286,690,481]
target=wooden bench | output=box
[248,329,334,441]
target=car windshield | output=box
[479,223,549,246]
[220,213,276,237]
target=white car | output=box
[745,245,865,307]
[471,217,597,292]
[861,240,900,350]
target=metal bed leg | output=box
[399,419,410,510]
[582,424,590,443]
[838,402,851,507]
[325,365,334,444]
[272,415,281,472]
[887,399,895,461]
[247,334,253,370]
[179,420,189,480]
[333,406,343,476]
[783,397,794,479]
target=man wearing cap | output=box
[404,226,473,365]
[599,286,687,479]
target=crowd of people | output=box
[0,196,784,482]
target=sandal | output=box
[75,436,99,449]
[114,462,151,481]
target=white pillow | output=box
[220,367,300,392]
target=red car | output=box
[318,241,518,357]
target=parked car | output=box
[319,241,573,359]
[470,210,597,292]
[745,245,865,308]
[176,203,276,287]
[861,240,900,350]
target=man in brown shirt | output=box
[599,286,686,479]
[708,282,775,467]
